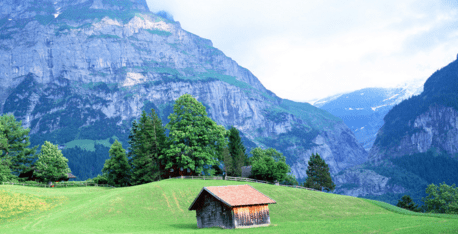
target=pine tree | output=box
[35,141,71,185]
[303,153,335,192]
[0,114,37,175]
[129,109,166,185]
[222,147,233,176]
[103,140,130,187]
[163,94,228,176]
[228,126,248,176]
[397,195,420,212]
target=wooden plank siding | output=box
[195,192,234,229]
[233,204,270,227]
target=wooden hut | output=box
[188,184,276,229]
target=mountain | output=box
[0,0,367,181]
[313,80,424,151]
[334,56,458,205]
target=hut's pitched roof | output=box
[188,184,276,210]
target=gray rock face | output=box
[290,121,368,177]
[0,0,367,181]
[333,168,407,197]
[369,105,458,164]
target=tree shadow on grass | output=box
[168,223,227,230]
[168,223,198,229]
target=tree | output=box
[281,173,299,186]
[129,109,167,185]
[162,94,228,176]
[303,153,335,192]
[103,140,130,187]
[227,126,249,176]
[0,123,13,182]
[422,183,458,214]
[0,157,13,182]
[222,147,233,176]
[92,174,108,185]
[0,122,7,154]
[397,195,420,212]
[249,147,290,183]
[34,141,71,185]
[0,114,36,175]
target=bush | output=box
[423,183,458,214]
[92,175,108,184]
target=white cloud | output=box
[146,0,458,102]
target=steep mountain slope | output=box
[0,0,367,181]
[334,56,458,204]
[313,80,424,151]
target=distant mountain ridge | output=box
[0,0,367,181]
[312,79,425,150]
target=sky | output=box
[145,0,458,102]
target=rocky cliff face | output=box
[0,0,367,181]
[333,167,407,197]
[334,57,458,201]
[369,105,458,164]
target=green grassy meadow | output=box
[1,179,457,234]
[64,138,114,152]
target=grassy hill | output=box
[1,179,457,234]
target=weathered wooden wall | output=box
[195,193,234,229]
[233,204,270,227]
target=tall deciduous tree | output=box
[423,183,458,214]
[103,140,130,187]
[129,109,166,185]
[249,147,290,183]
[162,94,228,176]
[397,195,420,212]
[227,126,249,176]
[0,114,36,175]
[35,141,71,185]
[303,153,335,192]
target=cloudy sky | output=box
[146,0,458,102]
